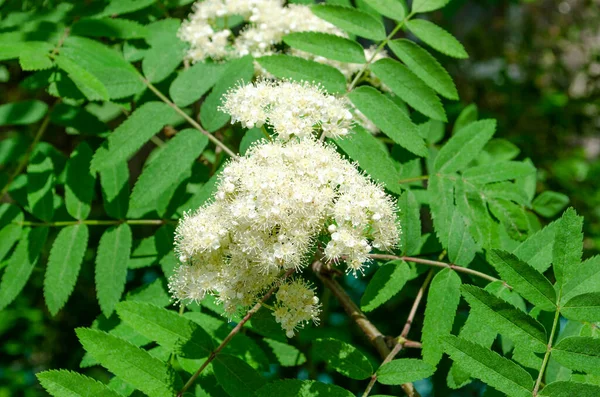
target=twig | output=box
[533,292,562,395]
[176,268,295,397]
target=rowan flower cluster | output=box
[169,80,400,335]
[179,0,343,62]
[220,80,353,140]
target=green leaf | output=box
[170,62,225,107]
[71,18,148,39]
[76,328,181,397]
[255,380,353,397]
[95,0,156,17]
[454,179,492,249]
[310,5,386,40]
[552,208,583,287]
[256,55,346,94]
[453,103,478,135]
[131,129,208,209]
[376,359,435,385]
[65,142,95,220]
[562,255,600,303]
[540,381,600,396]
[263,339,306,367]
[0,204,23,262]
[37,370,122,397]
[240,128,265,156]
[213,354,266,397]
[428,174,455,247]
[448,211,476,266]
[442,335,534,397]
[0,100,48,126]
[312,338,372,380]
[533,191,569,218]
[371,58,446,121]
[434,119,496,173]
[19,50,53,71]
[99,160,130,219]
[95,224,133,317]
[27,150,55,222]
[283,32,365,63]
[142,19,187,83]
[397,190,421,255]
[552,337,600,375]
[334,125,403,194]
[412,0,450,13]
[462,161,536,184]
[488,250,556,311]
[91,102,180,173]
[406,19,468,59]
[0,227,48,310]
[348,86,427,156]
[461,285,547,352]
[54,55,110,101]
[116,301,213,356]
[561,293,600,322]
[361,0,407,21]
[388,39,457,100]
[44,225,89,316]
[361,261,411,312]
[200,56,254,132]
[489,198,530,242]
[422,269,461,366]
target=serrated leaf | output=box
[65,142,95,220]
[488,250,556,311]
[71,18,148,39]
[27,150,55,222]
[310,5,386,40]
[422,268,461,366]
[453,103,478,135]
[412,0,450,13]
[312,338,372,380]
[143,19,187,83]
[334,125,403,194]
[448,211,476,266]
[553,208,583,287]
[131,129,208,209]
[406,19,468,59]
[361,0,407,20]
[561,293,600,322]
[533,191,569,218]
[94,0,156,17]
[95,224,132,317]
[255,379,353,397]
[462,161,536,184]
[428,174,455,247]
[76,328,182,397]
[37,370,122,397]
[263,338,306,367]
[442,335,534,397]
[99,159,129,219]
[0,227,48,310]
[348,86,427,156]
[454,179,492,249]
[562,255,600,303]
[256,55,346,94]
[434,119,496,173]
[54,55,110,101]
[213,354,266,397]
[552,337,600,375]
[461,284,547,352]
[376,359,435,385]
[116,301,213,356]
[19,50,53,71]
[540,381,600,396]
[200,56,254,132]
[398,190,421,255]
[489,198,530,242]
[283,32,365,63]
[91,102,180,173]
[0,204,23,262]
[388,39,457,100]
[170,62,225,107]
[371,58,446,121]
[0,100,48,126]
[44,225,89,316]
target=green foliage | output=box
[361,260,410,312]
[376,359,435,385]
[310,5,386,40]
[37,370,122,397]
[312,338,373,379]
[283,32,366,63]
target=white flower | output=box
[220,80,353,140]
[273,279,321,338]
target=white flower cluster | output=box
[179,0,343,62]
[169,138,400,319]
[220,80,353,140]
[273,279,321,338]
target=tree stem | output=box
[533,293,561,395]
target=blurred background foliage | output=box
[0,0,598,396]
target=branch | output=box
[177,268,295,397]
